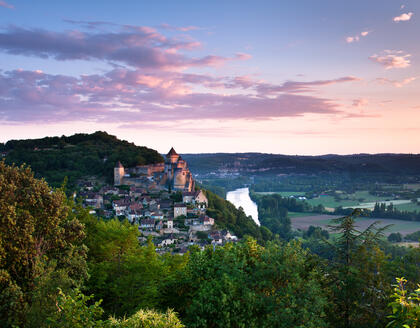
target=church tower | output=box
[114,161,125,185]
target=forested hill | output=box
[0,131,163,187]
[182,152,420,176]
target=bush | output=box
[388,233,403,243]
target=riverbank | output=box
[226,188,260,226]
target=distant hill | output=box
[182,152,420,176]
[1,131,163,187]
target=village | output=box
[78,147,238,254]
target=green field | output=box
[394,202,420,212]
[288,212,317,218]
[264,190,420,212]
[290,214,420,236]
[306,191,386,209]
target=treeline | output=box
[2,131,163,187]
[250,192,326,239]
[1,162,420,327]
[335,202,420,221]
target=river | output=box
[226,188,260,226]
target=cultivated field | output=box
[260,190,420,212]
[291,214,420,236]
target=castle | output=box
[114,147,195,192]
[163,147,195,192]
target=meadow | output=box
[291,214,420,236]
[258,190,420,212]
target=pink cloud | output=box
[352,98,368,108]
[393,12,413,22]
[0,26,240,71]
[369,50,411,69]
[0,1,13,9]
[255,76,360,95]
[346,31,370,43]
[375,76,417,87]
[0,68,348,124]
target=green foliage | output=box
[388,232,403,243]
[386,278,420,328]
[170,191,183,202]
[108,309,184,328]
[47,288,184,328]
[4,131,163,187]
[46,288,104,328]
[405,231,420,242]
[80,215,188,318]
[304,225,330,240]
[0,161,87,327]
[204,189,269,242]
[164,239,328,328]
[195,231,209,240]
[325,210,392,328]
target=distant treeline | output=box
[335,202,420,221]
[184,152,420,177]
[249,192,327,239]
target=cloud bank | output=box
[0,23,361,125]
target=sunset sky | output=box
[0,0,419,154]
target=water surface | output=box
[226,188,260,226]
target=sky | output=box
[0,0,419,154]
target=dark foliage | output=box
[3,131,163,188]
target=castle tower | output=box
[167,147,179,164]
[114,161,125,186]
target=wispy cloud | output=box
[393,12,413,22]
[0,22,361,126]
[376,76,417,87]
[159,23,201,32]
[352,98,368,108]
[0,26,248,71]
[346,30,370,43]
[369,50,411,69]
[0,68,356,124]
[0,0,13,9]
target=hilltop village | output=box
[79,148,237,253]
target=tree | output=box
[164,239,328,328]
[108,309,184,328]
[47,288,184,328]
[0,161,88,327]
[46,288,104,328]
[326,209,391,328]
[388,233,403,243]
[81,215,188,318]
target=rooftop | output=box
[167,147,178,157]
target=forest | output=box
[1,161,419,327]
[0,131,163,188]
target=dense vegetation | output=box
[204,189,273,242]
[250,192,326,239]
[1,131,163,187]
[335,202,420,221]
[1,162,419,327]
